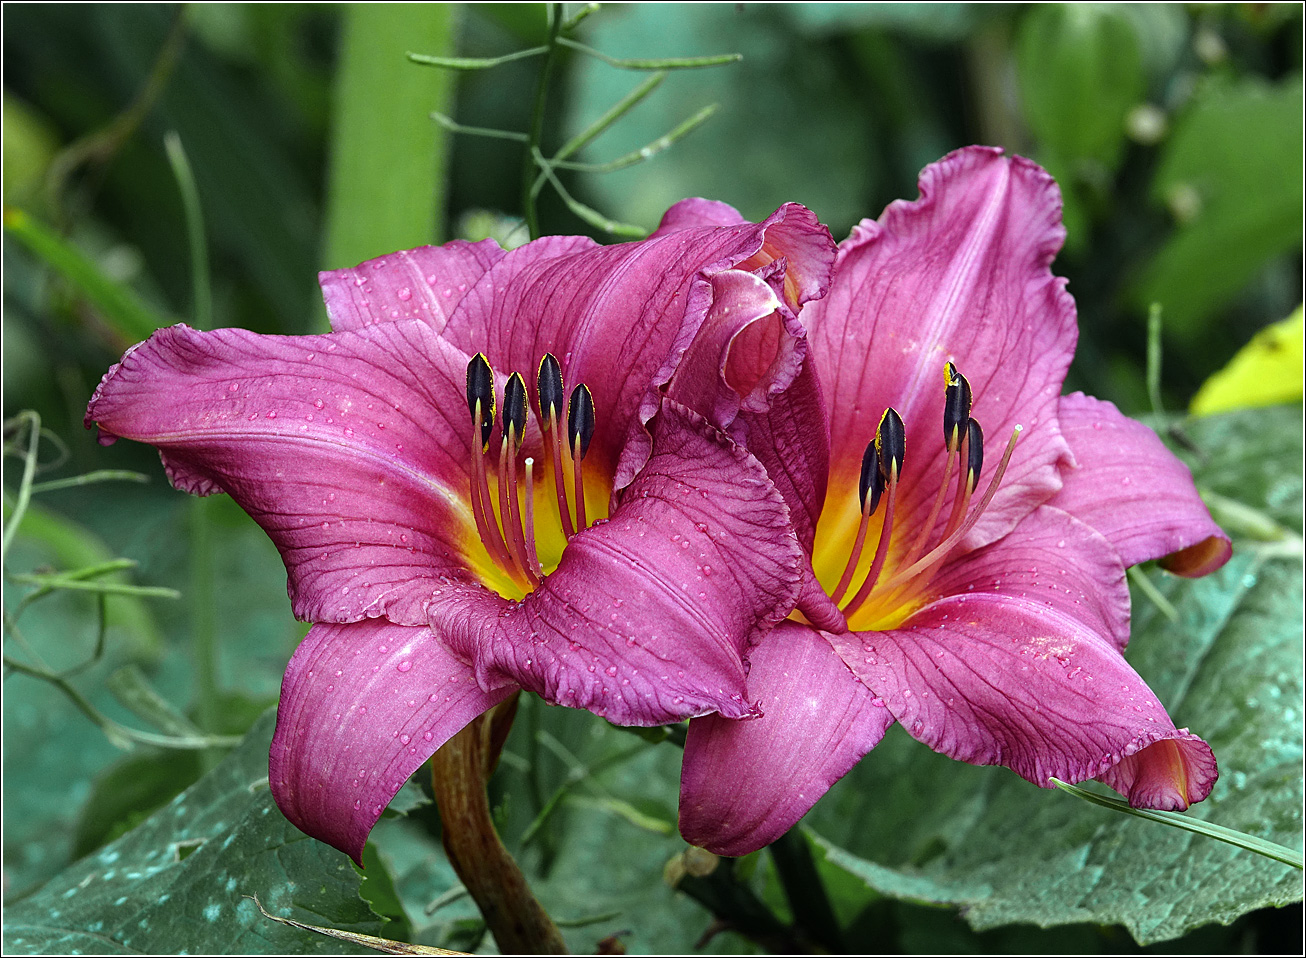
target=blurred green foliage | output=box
[3,3,1301,954]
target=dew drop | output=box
[397,286,412,301]
[397,659,412,673]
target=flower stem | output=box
[769,830,845,952]
[429,693,568,953]
[521,3,565,240]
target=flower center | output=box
[464,352,603,599]
[815,362,1022,631]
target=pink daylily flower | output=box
[673,147,1232,856]
[85,206,836,862]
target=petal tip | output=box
[1159,534,1233,578]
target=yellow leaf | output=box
[1190,306,1304,416]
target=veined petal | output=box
[1050,393,1231,577]
[320,240,507,333]
[86,322,483,625]
[679,622,893,856]
[735,359,831,554]
[832,588,1217,808]
[432,401,804,726]
[440,209,832,491]
[925,505,1132,649]
[806,146,1075,565]
[269,619,514,863]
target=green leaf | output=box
[1016,4,1145,175]
[1,710,387,954]
[71,752,202,860]
[805,404,1303,944]
[323,4,458,280]
[1134,78,1304,338]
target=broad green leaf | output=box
[1134,78,1304,338]
[1190,307,1304,416]
[322,4,457,280]
[805,404,1303,943]
[1017,4,1145,175]
[2,711,387,955]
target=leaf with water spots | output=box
[803,404,1303,944]
[1,710,388,955]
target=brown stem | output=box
[429,693,568,954]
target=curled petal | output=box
[653,200,835,311]
[1050,393,1231,577]
[1095,733,1218,810]
[86,322,483,625]
[679,622,892,856]
[433,402,803,726]
[270,619,514,863]
[832,590,1216,808]
[735,359,831,554]
[654,198,750,232]
[806,146,1076,571]
[320,240,507,333]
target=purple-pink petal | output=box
[269,618,513,863]
[733,359,831,554]
[86,322,486,626]
[1049,392,1231,577]
[679,622,893,856]
[320,240,508,333]
[830,572,1216,808]
[432,402,803,726]
[925,505,1132,649]
[804,146,1076,554]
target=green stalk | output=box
[520,4,566,240]
[324,3,458,281]
[770,830,845,952]
[1050,778,1304,869]
[165,129,222,759]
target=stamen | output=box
[468,397,514,576]
[965,417,984,483]
[875,423,1020,594]
[943,362,971,450]
[568,384,595,531]
[903,362,971,566]
[831,440,883,605]
[466,353,496,451]
[841,409,904,617]
[939,421,975,542]
[537,353,575,538]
